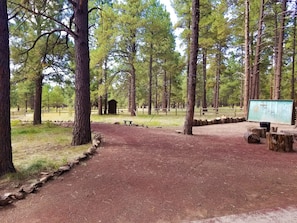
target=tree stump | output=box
[266,132,294,152]
[247,127,266,138]
[244,132,261,144]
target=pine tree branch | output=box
[88,6,102,14]
[8,1,78,38]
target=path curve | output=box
[1,122,297,222]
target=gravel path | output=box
[1,122,297,223]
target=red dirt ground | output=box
[1,122,297,223]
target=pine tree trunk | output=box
[155,72,158,110]
[292,16,296,101]
[184,0,199,135]
[130,65,136,116]
[272,6,279,99]
[213,48,221,112]
[128,75,131,113]
[251,0,264,99]
[243,0,250,117]
[148,44,153,115]
[98,95,103,115]
[202,48,207,111]
[162,68,167,112]
[33,74,43,125]
[71,0,91,146]
[0,0,16,176]
[103,60,108,115]
[129,34,137,116]
[168,72,172,111]
[274,0,287,99]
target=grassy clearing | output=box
[0,122,91,188]
[11,107,245,127]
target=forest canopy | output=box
[7,0,297,114]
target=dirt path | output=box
[1,122,297,222]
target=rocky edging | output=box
[193,116,246,126]
[0,132,103,207]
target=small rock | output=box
[31,181,43,189]
[14,192,26,200]
[58,165,71,172]
[40,174,53,184]
[78,154,88,161]
[0,196,13,206]
[88,147,97,154]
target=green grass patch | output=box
[1,123,91,187]
[11,107,245,127]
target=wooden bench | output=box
[123,120,133,126]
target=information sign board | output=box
[247,100,295,125]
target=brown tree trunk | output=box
[186,19,191,90]
[130,65,136,116]
[128,75,131,113]
[251,0,264,99]
[71,0,91,146]
[129,33,137,116]
[274,0,287,99]
[168,72,172,111]
[213,47,221,112]
[98,95,103,115]
[184,0,199,135]
[155,71,158,110]
[162,67,168,112]
[202,48,207,111]
[103,59,108,115]
[33,74,43,125]
[243,0,250,117]
[271,5,279,99]
[0,0,16,176]
[292,16,296,101]
[148,43,153,115]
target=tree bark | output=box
[274,0,287,99]
[33,74,43,125]
[244,132,260,144]
[103,59,108,115]
[202,48,207,111]
[130,65,136,116]
[243,0,250,117]
[267,132,293,152]
[148,43,153,115]
[162,67,168,112]
[183,0,199,135]
[168,72,172,111]
[155,70,158,110]
[98,95,103,115]
[292,16,296,101]
[71,0,91,146]
[129,32,137,116]
[251,0,264,99]
[213,47,221,112]
[0,0,16,176]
